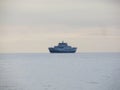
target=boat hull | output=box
[48,48,77,53]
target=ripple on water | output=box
[87,81,99,84]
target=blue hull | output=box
[48,48,77,53]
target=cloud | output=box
[0,0,120,28]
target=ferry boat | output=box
[48,41,77,53]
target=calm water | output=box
[0,53,120,90]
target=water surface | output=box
[0,53,120,90]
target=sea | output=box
[0,53,120,90]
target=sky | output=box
[0,0,120,53]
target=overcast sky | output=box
[0,0,120,53]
